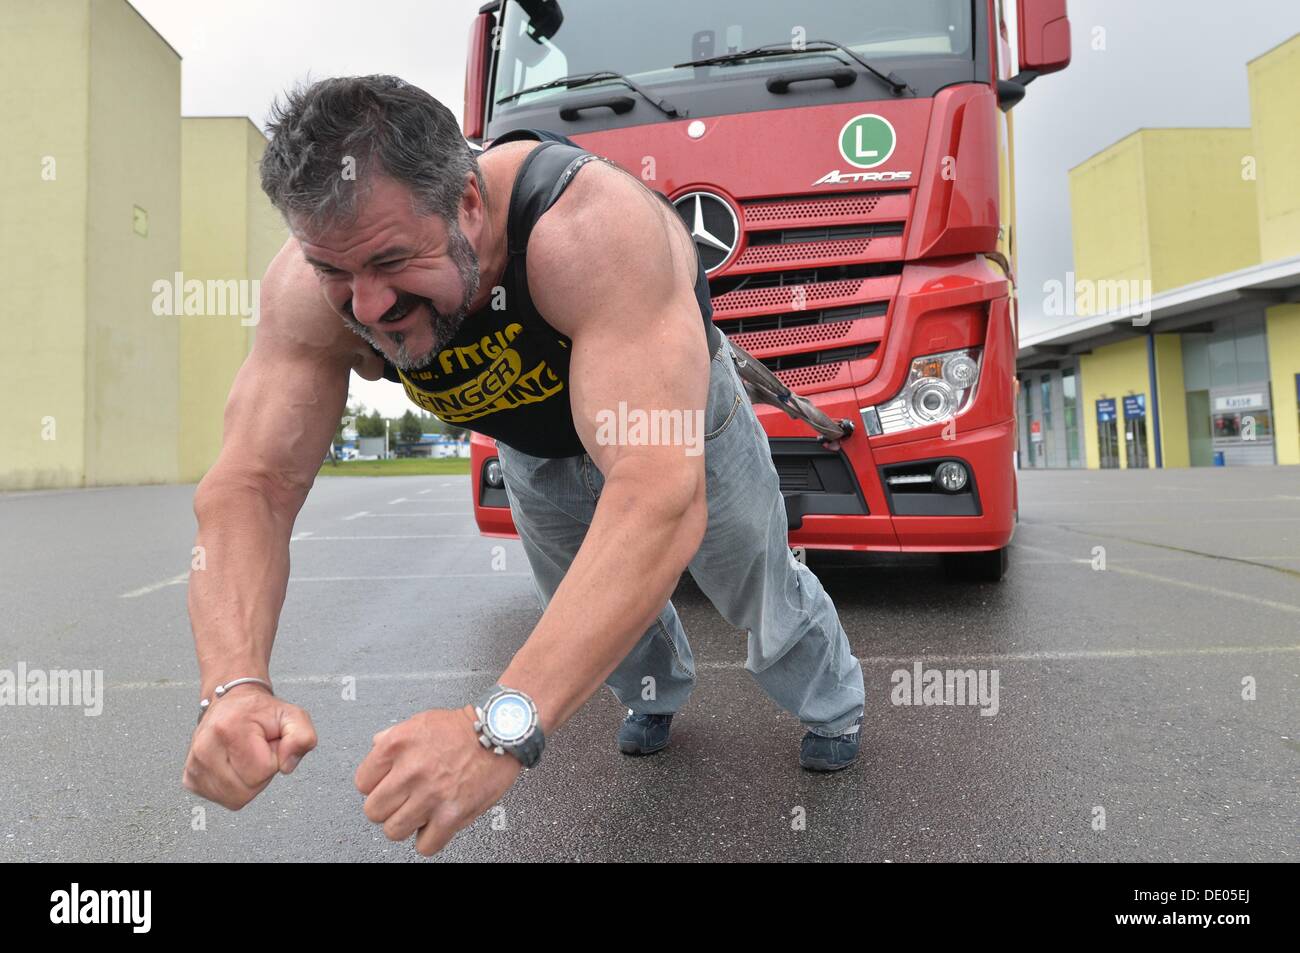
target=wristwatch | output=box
[473,684,545,769]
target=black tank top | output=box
[370,129,722,458]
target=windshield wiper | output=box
[674,40,911,96]
[497,70,682,117]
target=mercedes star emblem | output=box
[672,191,739,273]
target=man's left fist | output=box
[356,705,522,856]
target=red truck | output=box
[462,0,1070,581]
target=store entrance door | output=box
[1123,394,1149,468]
[1185,390,1213,466]
[1096,399,1120,469]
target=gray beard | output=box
[342,223,481,372]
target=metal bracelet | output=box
[197,676,273,724]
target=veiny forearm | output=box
[189,476,301,699]
[499,464,706,735]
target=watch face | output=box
[487,694,531,743]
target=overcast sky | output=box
[126,0,1300,418]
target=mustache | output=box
[341,293,436,323]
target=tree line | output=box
[333,400,466,446]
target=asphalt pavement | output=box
[1,466,1296,861]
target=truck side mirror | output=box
[1016,0,1071,77]
[462,12,493,141]
[1000,0,1071,110]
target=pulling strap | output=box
[725,339,854,443]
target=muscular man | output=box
[182,75,864,856]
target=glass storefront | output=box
[1182,314,1275,466]
[1017,367,1085,469]
[1017,298,1296,471]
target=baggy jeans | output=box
[495,337,865,737]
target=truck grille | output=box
[775,456,823,492]
[707,190,909,394]
[759,345,877,372]
[733,237,891,270]
[747,223,906,244]
[742,191,906,226]
[722,302,888,354]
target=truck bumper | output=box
[867,416,1017,552]
[472,414,1016,554]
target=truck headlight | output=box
[860,348,982,436]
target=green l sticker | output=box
[838,114,897,169]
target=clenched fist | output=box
[182,684,317,810]
[356,706,521,856]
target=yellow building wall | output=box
[1068,133,1151,311]
[1069,130,1260,310]
[1153,334,1189,468]
[1141,129,1260,291]
[0,0,92,489]
[84,0,181,486]
[1265,304,1300,466]
[1061,37,1300,472]
[1248,35,1300,262]
[2,1,282,490]
[178,119,285,483]
[1079,337,1154,469]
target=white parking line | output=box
[1044,517,1300,525]
[291,534,481,540]
[288,573,530,581]
[342,511,369,521]
[1068,561,1300,616]
[1013,548,1300,565]
[112,670,491,690]
[349,513,471,518]
[119,563,514,597]
[706,643,1300,666]
[1028,497,1300,505]
[120,573,188,598]
[1014,542,1300,615]
[107,642,1300,691]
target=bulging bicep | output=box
[207,242,360,504]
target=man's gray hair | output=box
[259,75,486,232]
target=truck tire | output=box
[941,547,1008,582]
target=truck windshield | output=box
[494,0,975,108]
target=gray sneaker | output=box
[799,716,863,771]
[617,710,674,756]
